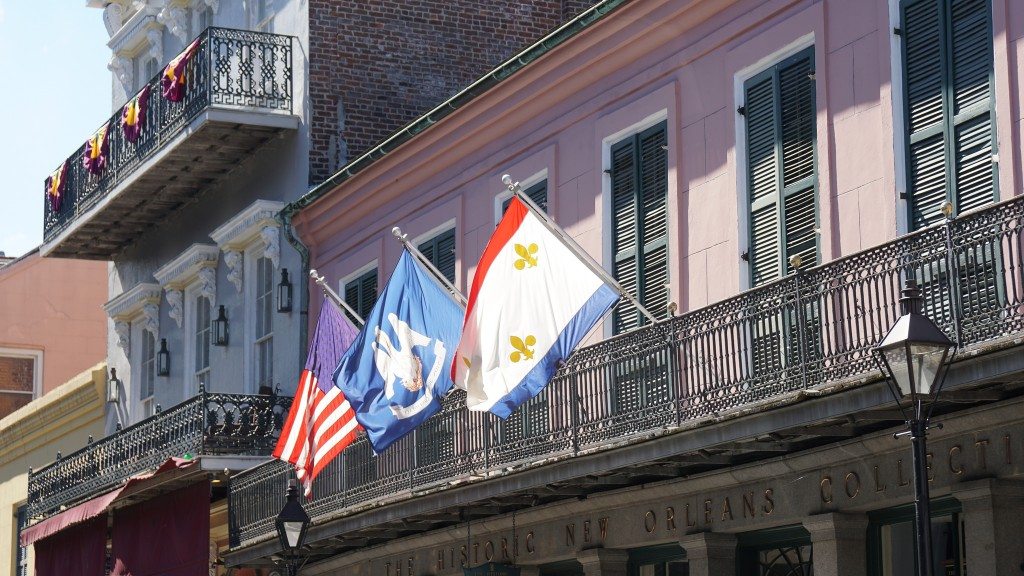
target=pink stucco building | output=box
[0,250,107,415]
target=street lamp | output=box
[873,279,955,576]
[275,481,310,575]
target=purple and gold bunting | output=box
[122,85,150,143]
[45,162,68,212]
[161,38,201,102]
[83,122,112,175]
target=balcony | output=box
[26,389,291,522]
[226,196,1024,562]
[41,27,297,260]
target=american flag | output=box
[273,297,360,495]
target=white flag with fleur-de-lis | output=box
[451,197,619,418]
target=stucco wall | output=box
[0,253,107,395]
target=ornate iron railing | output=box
[229,196,1024,547]
[26,389,292,521]
[42,27,293,243]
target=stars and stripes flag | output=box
[452,196,620,418]
[273,297,361,495]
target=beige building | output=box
[1,364,106,576]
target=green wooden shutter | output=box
[344,269,377,323]
[610,121,669,334]
[744,48,818,287]
[502,180,548,214]
[903,0,994,230]
[418,228,457,283]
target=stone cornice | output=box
[209,200,285,251]
[0,365,106,464]
[108,9,161,55]
[104,282,162,320]
[154,244,220,289]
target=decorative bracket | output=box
[224,250,243,293]
[114,321,131,354]
[166,289,184,328]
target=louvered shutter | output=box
[502,180,548,214]
[903,0,995,230]
[344,269,377,323]
[418,228,457,283]
[610,122,669,334]
[744,48,818,287]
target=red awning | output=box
[21,457,196,546]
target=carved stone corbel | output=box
[141,303,160,336]
[114,320,131,354]
[260,226,280,269]
[166,289,184,328]
[197,266,217,301]
[224,250,243,293]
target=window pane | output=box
[142,332,156,398]
[0,392,32,418]
[0,356,34,392]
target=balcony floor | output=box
[42,108,298,260]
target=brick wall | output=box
[308,0,598,184]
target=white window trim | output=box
[245,245,277,394]
[133,321,158,421]
[599,109,669,337]
[183,285,213,398]
[411,219,458,250]
[732,33,816,290]
[493,170,547,227]
[0,347,43,401]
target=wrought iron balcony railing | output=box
[42,27,293,245]
[26,389,292,521]
[229,196,1024,548]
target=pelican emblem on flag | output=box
[372,313,448,420]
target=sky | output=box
[0,1,111,258]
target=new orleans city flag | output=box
[452,197,619,418]
[333,250,463,453]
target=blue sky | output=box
[0,1,111,258]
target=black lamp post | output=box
[278,268,294,313]
[157,339,171,377]
[275,481,310,576]
[213,305,229,346]
[873,279,955,576]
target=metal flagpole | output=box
[309,268,365,327]
[502,174,658,324]
[391,226,469,308]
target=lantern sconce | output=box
[157,338,171,377]
[213,305,229,346]
[107,368,121,404]
[278,268,293,313]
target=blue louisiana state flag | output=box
[333,250,463,453]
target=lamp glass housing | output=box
[213,305,229,346]
[278,268,293,313]
[275,484,310,554]
[107,368,121,403]
[157,339,170,377]
[878,340,952,397]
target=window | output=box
[418,228,457,284]
[0,352,38,419]
[610,121,669,334]
[344,268,378,323]
[868,500,964,575]
[195,5,214,35]
[15,504,28,576]
[502,180,548,214]
[193,295,212,393]
[743,47,818,287]
[902,0,995,230]
[252,0,274,32]
[738,526,812,576]
[255,256,274,391]
[140,330,156,417]
[629,546,688,576]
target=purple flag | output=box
[83,122,111,175]
[45,162,68,212]
[161,38,201,103]
[122,85,150,143]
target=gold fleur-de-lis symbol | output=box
[509,335,537,363]
[513,243,539,270]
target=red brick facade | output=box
[308,1,597,184]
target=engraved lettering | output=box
[526,532,535,554]
[460,545,467,567]
[644,510,656,533]
[566,523,576,546]
[721,497,734,521]
[501,538,510,560]
[977,439,990,470]
[845,472,861,499]
[407,557,413,576]
[599,517,609,540]
[484,541,494,561]
[926,452,934,482]
[473,542,480,564]
[583,520,592,543]
[948,444,964,475]
[763,488,775,516]
[897,459,910,487]
[385,562,391,576]
[873,466,886,492]
[437,550,444,571]
[704,499,713,524]
[665,507,676,531]
[743,492,756,518]
[1005,434,1012,465]
[820,476,833,504]
[684,503,696,527]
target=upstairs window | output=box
[255,256,275,391]
[502,180,548,214]
[344,268,378,323]
[610,121,669,333]
[140,330,156,417]
[193,295,212,392]
[0,352,37,419]
[418,228,457,284]
[743,47,818,287]
[902,0,995,230]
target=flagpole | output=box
[391,226,469,308]
[309,269,365,327]
[503,174,658,324]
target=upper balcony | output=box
[25,388,291,523]
[226,196,1024,564]
[41,27,297,260]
